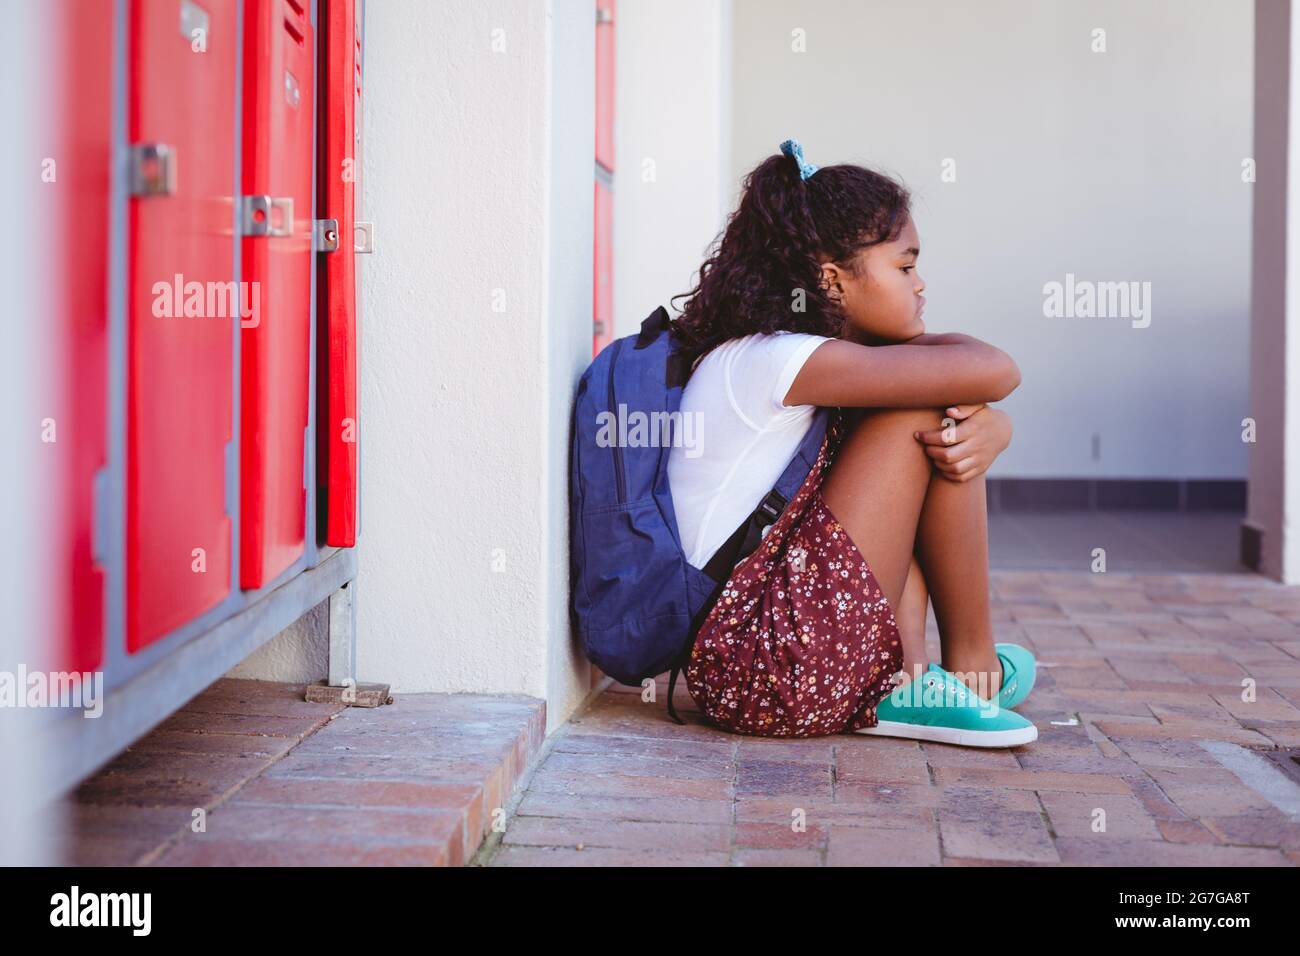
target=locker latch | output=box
[240,195,294,238]
[354,221,375,254]
[314,218,340,253]
[127,143,177,197]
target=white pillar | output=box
[357,0,593,732]
[0,0,62,865]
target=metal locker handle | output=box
[240,195,295,238]
[128,143,177,197]
[313,218,340,252]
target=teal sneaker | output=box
[921,646,1037,710]
[855,664,1039,748]
[994,643,1036,710]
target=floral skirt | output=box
[684,409,905,738]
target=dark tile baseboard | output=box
[986,478,1246,513]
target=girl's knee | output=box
[844,406,943,437]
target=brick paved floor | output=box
[483,570,1300,866]
[44,680,546,866]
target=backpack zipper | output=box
[607,338,627,503]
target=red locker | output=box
[52,0,115,671]
[317,0,363,548]
[594,179,614,356]
[595,0,615,172]
[126,0,238,651]
[239,0,315,588]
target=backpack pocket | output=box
[574,495,693,683]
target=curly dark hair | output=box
[668,149,912,370]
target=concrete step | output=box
[43,678,546,866]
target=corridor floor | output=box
[483,560,1300,866]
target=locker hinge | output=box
[127,143,177,197]
[90,466,111,566]
[313,218,340,252]
[354,221,374,254]
[224,439,236,519]
[240,195,294,237]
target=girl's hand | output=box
[912,405,1012,482]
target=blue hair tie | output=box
[780,138,819,180]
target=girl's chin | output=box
[850,318,924,344]
[894,318,925,340]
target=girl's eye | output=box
[901,266,914,274]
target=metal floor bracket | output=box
[304,578,391,707]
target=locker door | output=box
[594,179,613,356]
[126,0,237,651]
[239,0,314,588]
[52,0,115,671]
[317,0,363,547]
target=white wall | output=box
[225,599,328,681]
[357,0,593,732]
[545,0,600,727]
[1,0,62,865]
[613,0,734,339]
[726,0,1253,480]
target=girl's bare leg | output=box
[820,407,939,687]
[913,471,1002,700]
[893,554,932,685]
[820,407,1002,698]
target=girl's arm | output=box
[784,336,1021,409]
[900,331,982,346]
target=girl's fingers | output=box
[923,439,973,465]
[914,422,963,446]
[944,403,985,420]
[916,406,987,445]
[936,457,980,480]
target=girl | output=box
[665,139,1037,747]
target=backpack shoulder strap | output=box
[635,305,694,388]
[635,305,670,348]
[699,404,829,584]
[665,405,833,725]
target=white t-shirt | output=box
[668,331,834,569]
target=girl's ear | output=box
[819,262,844,302]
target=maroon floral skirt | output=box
[684,409,905,738]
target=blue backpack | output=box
[568,306,830,724]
